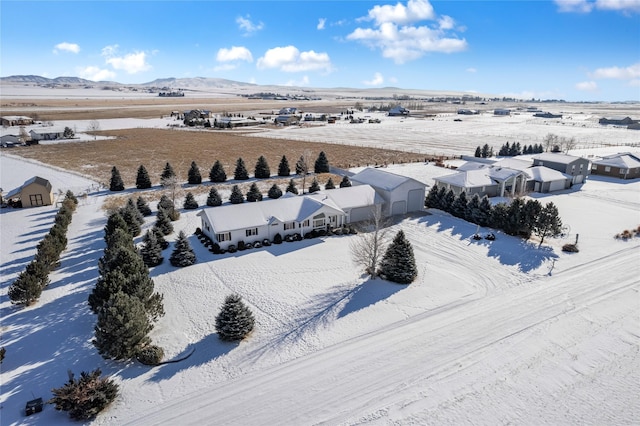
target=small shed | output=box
[5,176,54,207]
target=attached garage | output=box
[526,166,571,194]
[350,168,426,217]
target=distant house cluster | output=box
[598,116,639,129]
[1,115,34,126]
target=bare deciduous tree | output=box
[350,207,390,279]
[295,149,312,193]
[87,120,100,139]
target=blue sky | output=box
[1,0,639,101]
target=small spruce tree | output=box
[157,195,174,211]
[215,294,255,341]
[183,192,199,209]
[109,166,124,192]
[136,196,152,216]
[135,165,152,189]
[124,198,145,225]
[378,230,418,284]
[8,267,44,306]
[48,369,119,421]
[234,158,249,180]
[155,208,174,235]
[308,178,321,193]
[209,160,227,182]
[339,176,352,188]
[169,231,196,267]
[206,187,222,206]
[268,184,282,199]
[140,230,164,267]
[246,183,263,202]
[187,161,202,185]
[277,155,290,176]
[285,179,298,195]
[229,185,245,204]
[160,162,176,181]
[314,151,330,173]
[151,225,169,249]
[324,177,335,190]
[254,156,270,179]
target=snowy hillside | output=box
[0,151,638,425]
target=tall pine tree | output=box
[278,155,290,177]
[187,161,202,184]
[378,230,418,284]
[234,158,249,180]
[135,165,152,189]
[209,160,227,182]
[169,231,196,267]
[215,294,255,341]
[254,156,270,179]
[109,166,124,192]
[314,151,330,173]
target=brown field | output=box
[11,128,433,187]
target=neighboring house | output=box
[591,152,640,180]
[197,185,384,250]
[184,109,211,121]
[29,128,65,141]
[532,153,590,185]
[388,106,409,117]
[434,164,527,198]
[4,176,54,207]
[533,112,563,119]
[1,115,34,126]
[494,109,511,116]
[275,115,300,125]
[598,116,637,126]
[350,168,426,216]
[1,134,22,147]
[457,109,479,115]
[278,107,298,115]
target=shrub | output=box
[136,345,165,365]
[262,239,271,246]
[48,369,119,421]
[168,209,181,222]
[210,242,221,254]
[273,233,282,244]
[562,243,579,253]
[237,240,246,251]
[227,245,237,253]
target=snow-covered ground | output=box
[1,144,638,425]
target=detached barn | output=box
[350,168,426,216]
[4,176,54,207]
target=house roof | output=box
[533,152,585,165]
[5,176,52,199]
[593,153,640,169]
[198,193,344,233]
[435,169,496,188]
[525,166,571,182]
[29,128,64,135]
[309,185,384,210]
[351,168,423,191]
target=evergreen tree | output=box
[155,208,174,235]
[442,189,456,213]
[93,291,152,360]
[308,178,321,193]
[481,144,492,158]
[285,179,298,195]
[209,160,227,183]
[314,151,330,173]
[206,187,222,207]
[434,186,447,210]
[48,369,119,421]
[533,202,563,247]
[475,196,493,227]
[490,203,508,230]
[339,176,352,188]
[124,198,145,225]
[234,158,249,180]
[451,191,468,218]
[498,142,510,157]
[140,230,163,267]
[465,193,481,223]
[104,213,130,244]
[324,178,335,190]
[187,161,202,185]
[119,204,142,237]
[63,126,75,138]
[254,156,271,179]
[503,198,525,236]
[215,294,255,341]
[161,162,176,181]
[136,196,152,216]
[229,185,245,204]
[135,165,152,189]
[277,155,290,177]
[109,166,124,192]
[151,226,169,250]
[8,267,44,306]
[157,194,174,211]
[246,183,263,202]
[474,146,482,158]
[425,185,440,209]
[268,184,282,199]
[295,155,308,176]
[169,231,196,267]
[183,192,199,209]
[521,199,542,239]
[378,230,417,284]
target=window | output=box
[246,228,258,237]
[620,169,626,175]
[592,165,598,171]
[302,219,309,227]
[313,213,325,228]
[216,232,231,242]
[284,222,296,230]
[604,166,611,172]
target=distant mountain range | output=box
[0,75,256,89]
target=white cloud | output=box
[77,66,116,81]
[284,76,310,86]
[100,45,151,74]
[466,67,477,73]
[257,46,333,73]
[348,1,467,63]
[53,42,80,54]
[589,63,640,80]
[364,0,435,25]
[576,81,599,91]
[216,46,253,63]
[236,15,264,35]
[363,72,385,86]
[317,18,326,30]
[555,0,640,13]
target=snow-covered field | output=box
[1,136,639,425]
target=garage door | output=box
[391,200,406,215]
[350,207,373,223]
[548,179,566,192]
[407,189,424,212]
[573,175,584,184]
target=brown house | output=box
[4,176,54,207]
[591,153,640,180]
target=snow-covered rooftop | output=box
[351,167,422,191]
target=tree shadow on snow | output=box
[146,333,235,383]
[338,278,406,318]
